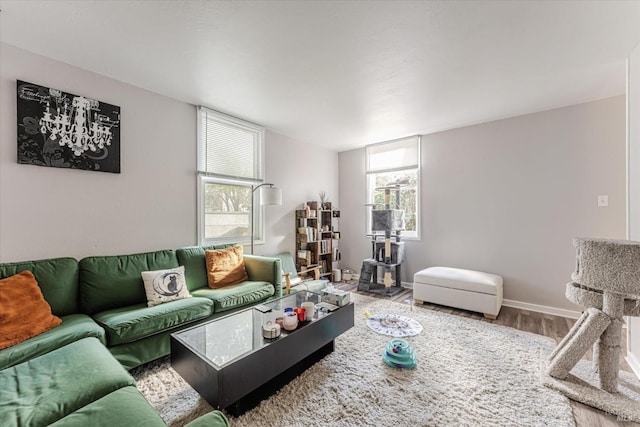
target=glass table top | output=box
[173,291,328,369]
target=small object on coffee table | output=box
[321,288,350,306]
[283,312,298,331]
[294,307,306,322]
[254,304,272,313]
[262,322,281,339]
[316,302,339,312]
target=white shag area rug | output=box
[132,294,575,427]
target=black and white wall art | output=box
[17,80,121,173]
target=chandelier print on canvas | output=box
[17,80,121,173]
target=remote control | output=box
[254,304,272,313]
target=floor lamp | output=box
[250,183,282,254]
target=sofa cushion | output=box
[48,386,165,427]
[0,313,105,371]
[141,265,191,307]
[93,297,213,346]
[0,337,134,427]
[0,257,79,316]
[0,271,62,350]
[80,249,179,314]
[185,411,230,427]
[176,243,237,291]
[205,245,249,288]
[192,281,275,312]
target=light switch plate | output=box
[597,195,609,207]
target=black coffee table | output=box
[170,291,354,415]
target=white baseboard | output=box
[375,283,579,319]
[371,280,413,288]
[626,351,640,381]
[502,299,581,320]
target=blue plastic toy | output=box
[382,338,417,369]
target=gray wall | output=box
[0,43,197,261]
[339,96,626,311]
[0,43,337,262]
[627,42,640,376]
[258,130,339,257]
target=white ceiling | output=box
[1,1,640,152]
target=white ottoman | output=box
[413,267,503,319]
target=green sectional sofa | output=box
[177,243,283,311]
[0,337,228,427]
[1,337,164,426]
[79,245,282,369]
[0,243,280,426]
[0,257,105,370]
[79,249,215,369]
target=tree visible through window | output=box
[370,170,418,233]
[202,181,251,240]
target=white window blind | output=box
[196,107,266,245]
[198,107,264,180]
[365,135,421,240]
[366,136,419,173]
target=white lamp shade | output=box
[260,186,282,205]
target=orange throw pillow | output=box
[205,246,249,288]
[0,270,62,350]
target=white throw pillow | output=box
[141,266,191,307]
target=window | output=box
[197,107,265,245]
[366,136,420,239]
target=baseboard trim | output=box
[371,280,413,288]
[502,299,581,320]
[626,351,640,381]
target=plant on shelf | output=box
[319,191,327,210]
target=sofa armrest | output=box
[243,255,282,296]
[283,265,320,295]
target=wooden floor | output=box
[335,281,638,427]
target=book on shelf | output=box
[297,217,318,227]
[319,260,328,274]
[319,239,332,254]
[297,227,317,242]
[297,250,314,264]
